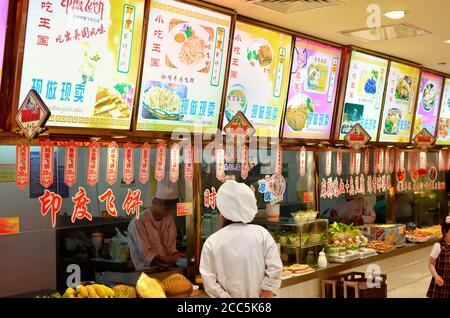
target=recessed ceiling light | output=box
[384,10,408,20]
[444,40,450,44]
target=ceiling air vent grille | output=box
[244,0,344,14]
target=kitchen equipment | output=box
[318,249,328,268]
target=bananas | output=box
[70,284,115,298]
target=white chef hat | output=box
[216,180,257,224]
[155,178,179,200]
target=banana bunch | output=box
[63,284,115,298]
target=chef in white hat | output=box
[200,180,283,298]
[128,178,184,270]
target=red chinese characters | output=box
[241,145,249,180]
[106,142,119,185]
[39,190,62,228]
[155,144,166,182]
[169,144,180,183]
[16,145,30,189]
[122,189,143,219]
[204,187,217,209]
[64,141,78,187]
[71,187,92,223]
[349,152,355,175]
[184,144,194,181]
[276,146,283,176]
[139,143,151,184]
[123,142,134,185]
[98,188,118,217]
[299,147,307,177]
[87,141,100,186]
[215,147,225,182]
[61,0,105,20]
[40,140,54,188]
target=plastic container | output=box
[266,204,280,222]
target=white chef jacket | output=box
[200,223,283,298]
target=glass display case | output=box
[254,219,329,266]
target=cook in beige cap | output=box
[200,180,283,298]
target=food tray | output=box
[376,246,396,254]
[328,253,361,263]
[406,235,433,243]
[359,248,377,259]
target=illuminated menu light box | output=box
[18,0,145,129]
[136,0,232,133]
[222,21,292,138]
[339,51,388,141]
[379,61,421,143]
[436,78,450,145]
[412,71,443,139]
[283,37,342,140]
[0,0,9,88]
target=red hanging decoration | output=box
[169,143,180,183]
[106,141,119,185]
[123,142,134,185]
[336,150,342,176]
[184,144,194,181]
[40,140,54,188]
[139,143,151,184]
[16,144,30,189]
[87,141,100,187]
[64,141,78,187]
[241,145,249,180]
[300,147,307,177]
[155,144,166,182]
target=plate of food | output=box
[246,38,273,68]
[384,108,402,135]
[166,23,212,72]
[421,82,437,112]
[285,94,313,132]
[395,75,412,101]
[225,84,247,122]
[141,81,187,121]
[406,229,434,243]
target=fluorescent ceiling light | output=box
[444,40,450,44]
[384,10,407,20]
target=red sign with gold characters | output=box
[169,144,180,183]
[39,189,62,228]
[413,128,436,150]
[87,142,100,186]
[40,140,54,188]
[123,142,134,185]
[64,141,78,187]
[344,123,371,151]
[106,142,119,185]
[184,144,194,181]
[139,143,150,184]
[155,144,166,182]
[16,90,50,140]
[16,144,30,189]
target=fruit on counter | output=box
[136,273,166,298]
[162,274,193,298]
[35,292,62,298]
[113,285,137,298]
[86,285,99,298]
[76,285,89,298]
[63,288,76,298]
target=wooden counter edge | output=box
[280,240,437,288]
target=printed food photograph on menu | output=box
[437,78,450,145]
[339,51,388,140]
[136,0,231,132]
[222,21,292,138]
[18,0,145,129]
[283,38,342,140]
[412,71,443,138]
[379,62,421,143]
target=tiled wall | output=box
[279,246,433,298]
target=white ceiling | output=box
[203,0,450,75]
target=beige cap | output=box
[155,178,179,200]
[216,180,257,224]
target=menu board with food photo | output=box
[413,71,443,138]
[222,21,292,137]
[437,78,450,145]
[379,62,421,143]
[19,0,144,129]
[136,0,231,132]
[0,0,9,88]
[339,51,388,140]
[283,38,341,140]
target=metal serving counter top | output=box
[281,240,437,288]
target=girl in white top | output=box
[200,180,283,298]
